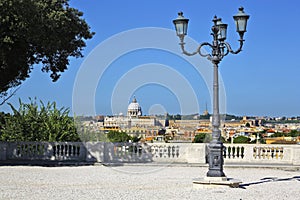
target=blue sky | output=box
[1,0,300,117]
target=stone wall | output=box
[0,142,86,162]
[222,144,294,165]
[0,142,300,166]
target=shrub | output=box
[233,136,250,144]
[107,131,131,143]
[194,133,212,143]
[0,98,80,142]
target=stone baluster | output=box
[253,147,257,159]
[232,146,236,159]
[279,147,284,159]
[176,146,180,157]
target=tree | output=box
[233,136,250,144]
[131,136,141,143]
[107,131,132,143]
[74,117,108,142]
[271,132,285,137]
[288,130,300,137]
[253,132,266,144]
[0,98,80,142]
[193,133,212,143]
[0,112,10,135]
[0,0,94,103]
[167,114,182,120]
[199,114,210,120]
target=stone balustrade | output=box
[0,142,86,161]
[222,144,296,165]
[1,142,300,166]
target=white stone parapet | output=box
[1,142,300,166]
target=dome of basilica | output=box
[127,97,142,117]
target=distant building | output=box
[127,96,142,118]
[102,96,157,134]
[203,103,209,116]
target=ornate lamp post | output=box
[173,7,249,177]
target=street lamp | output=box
[173,7,249,177]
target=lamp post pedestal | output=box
[207,142,226,177]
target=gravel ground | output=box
[0,165,299,200]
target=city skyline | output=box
[1,0,300,117]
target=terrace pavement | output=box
[0,164,299,200]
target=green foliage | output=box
[224,114,242,121]
[131,136,141,143]
[0,98,80,142]
[199,114,211,120]
[269,130,300,138]
[221,136,228,143]
[257,132,266,144]
[76,127,108,142]
[233,136,250,144]
[0,112,9,128]
[288,130,300,137]
[0,0,94,98]
[270,132,285,137]
[75,118,108,142]
[107,131,132,143]
[167,114,182,120]
[250,133,266,144]
[193,133,212,143]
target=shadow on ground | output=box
[239,176,300,189]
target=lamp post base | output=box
[206,142,226,177]
[193,177,242,189]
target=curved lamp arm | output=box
[179,36,213,59]
[223,40,244,55]
[198,43,213,60]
